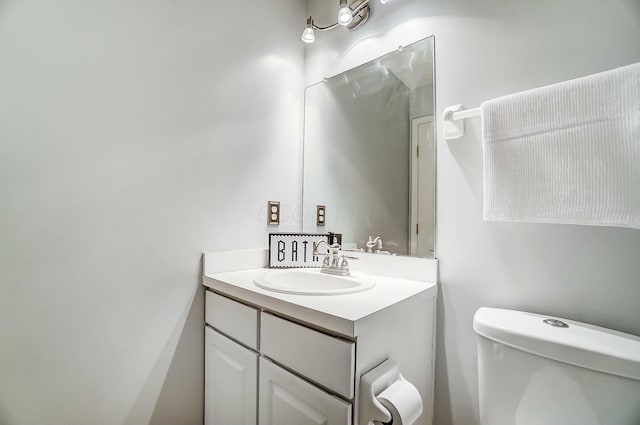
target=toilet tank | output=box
[473,308,640,425]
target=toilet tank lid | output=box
[473,308,640,381]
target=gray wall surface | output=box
[303,0,640,423]
[0,0,304,424]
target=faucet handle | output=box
[339,256,350,271]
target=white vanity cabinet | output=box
[202,249,438,425]
[205,291,353,425]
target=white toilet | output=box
[473,307,640,425]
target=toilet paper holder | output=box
[360,359,408,425]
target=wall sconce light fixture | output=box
[301,0,393,43]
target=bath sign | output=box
[269,233,330,268]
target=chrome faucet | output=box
[313,240,352,276]
[366,236,383,253]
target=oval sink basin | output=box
[254,269,376,296]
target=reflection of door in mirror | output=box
[410,116,435,258]
[302,36,435,258]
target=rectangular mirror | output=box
[302,36,436,257]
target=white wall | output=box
[303,0,640,423]
[0,0,304,424]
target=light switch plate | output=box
[268,201,280,225]
[316,205,326,226]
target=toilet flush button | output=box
[543,319,569,328]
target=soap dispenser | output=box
[328,232,342,246]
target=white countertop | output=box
[203,267,437,338]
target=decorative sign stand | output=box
[269,233,330,268]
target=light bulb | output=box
[301,16,315,43]
[380,0,392,3]
[337,0,353,25]
[337,6,353,25]
[301,27,315,43]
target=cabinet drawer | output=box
[259,357,352,425]
[260,313,355,399]
[206,291,259,350]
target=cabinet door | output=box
[205,327,257,425]
[259,358,352,425]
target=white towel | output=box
[482,62,640,229]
